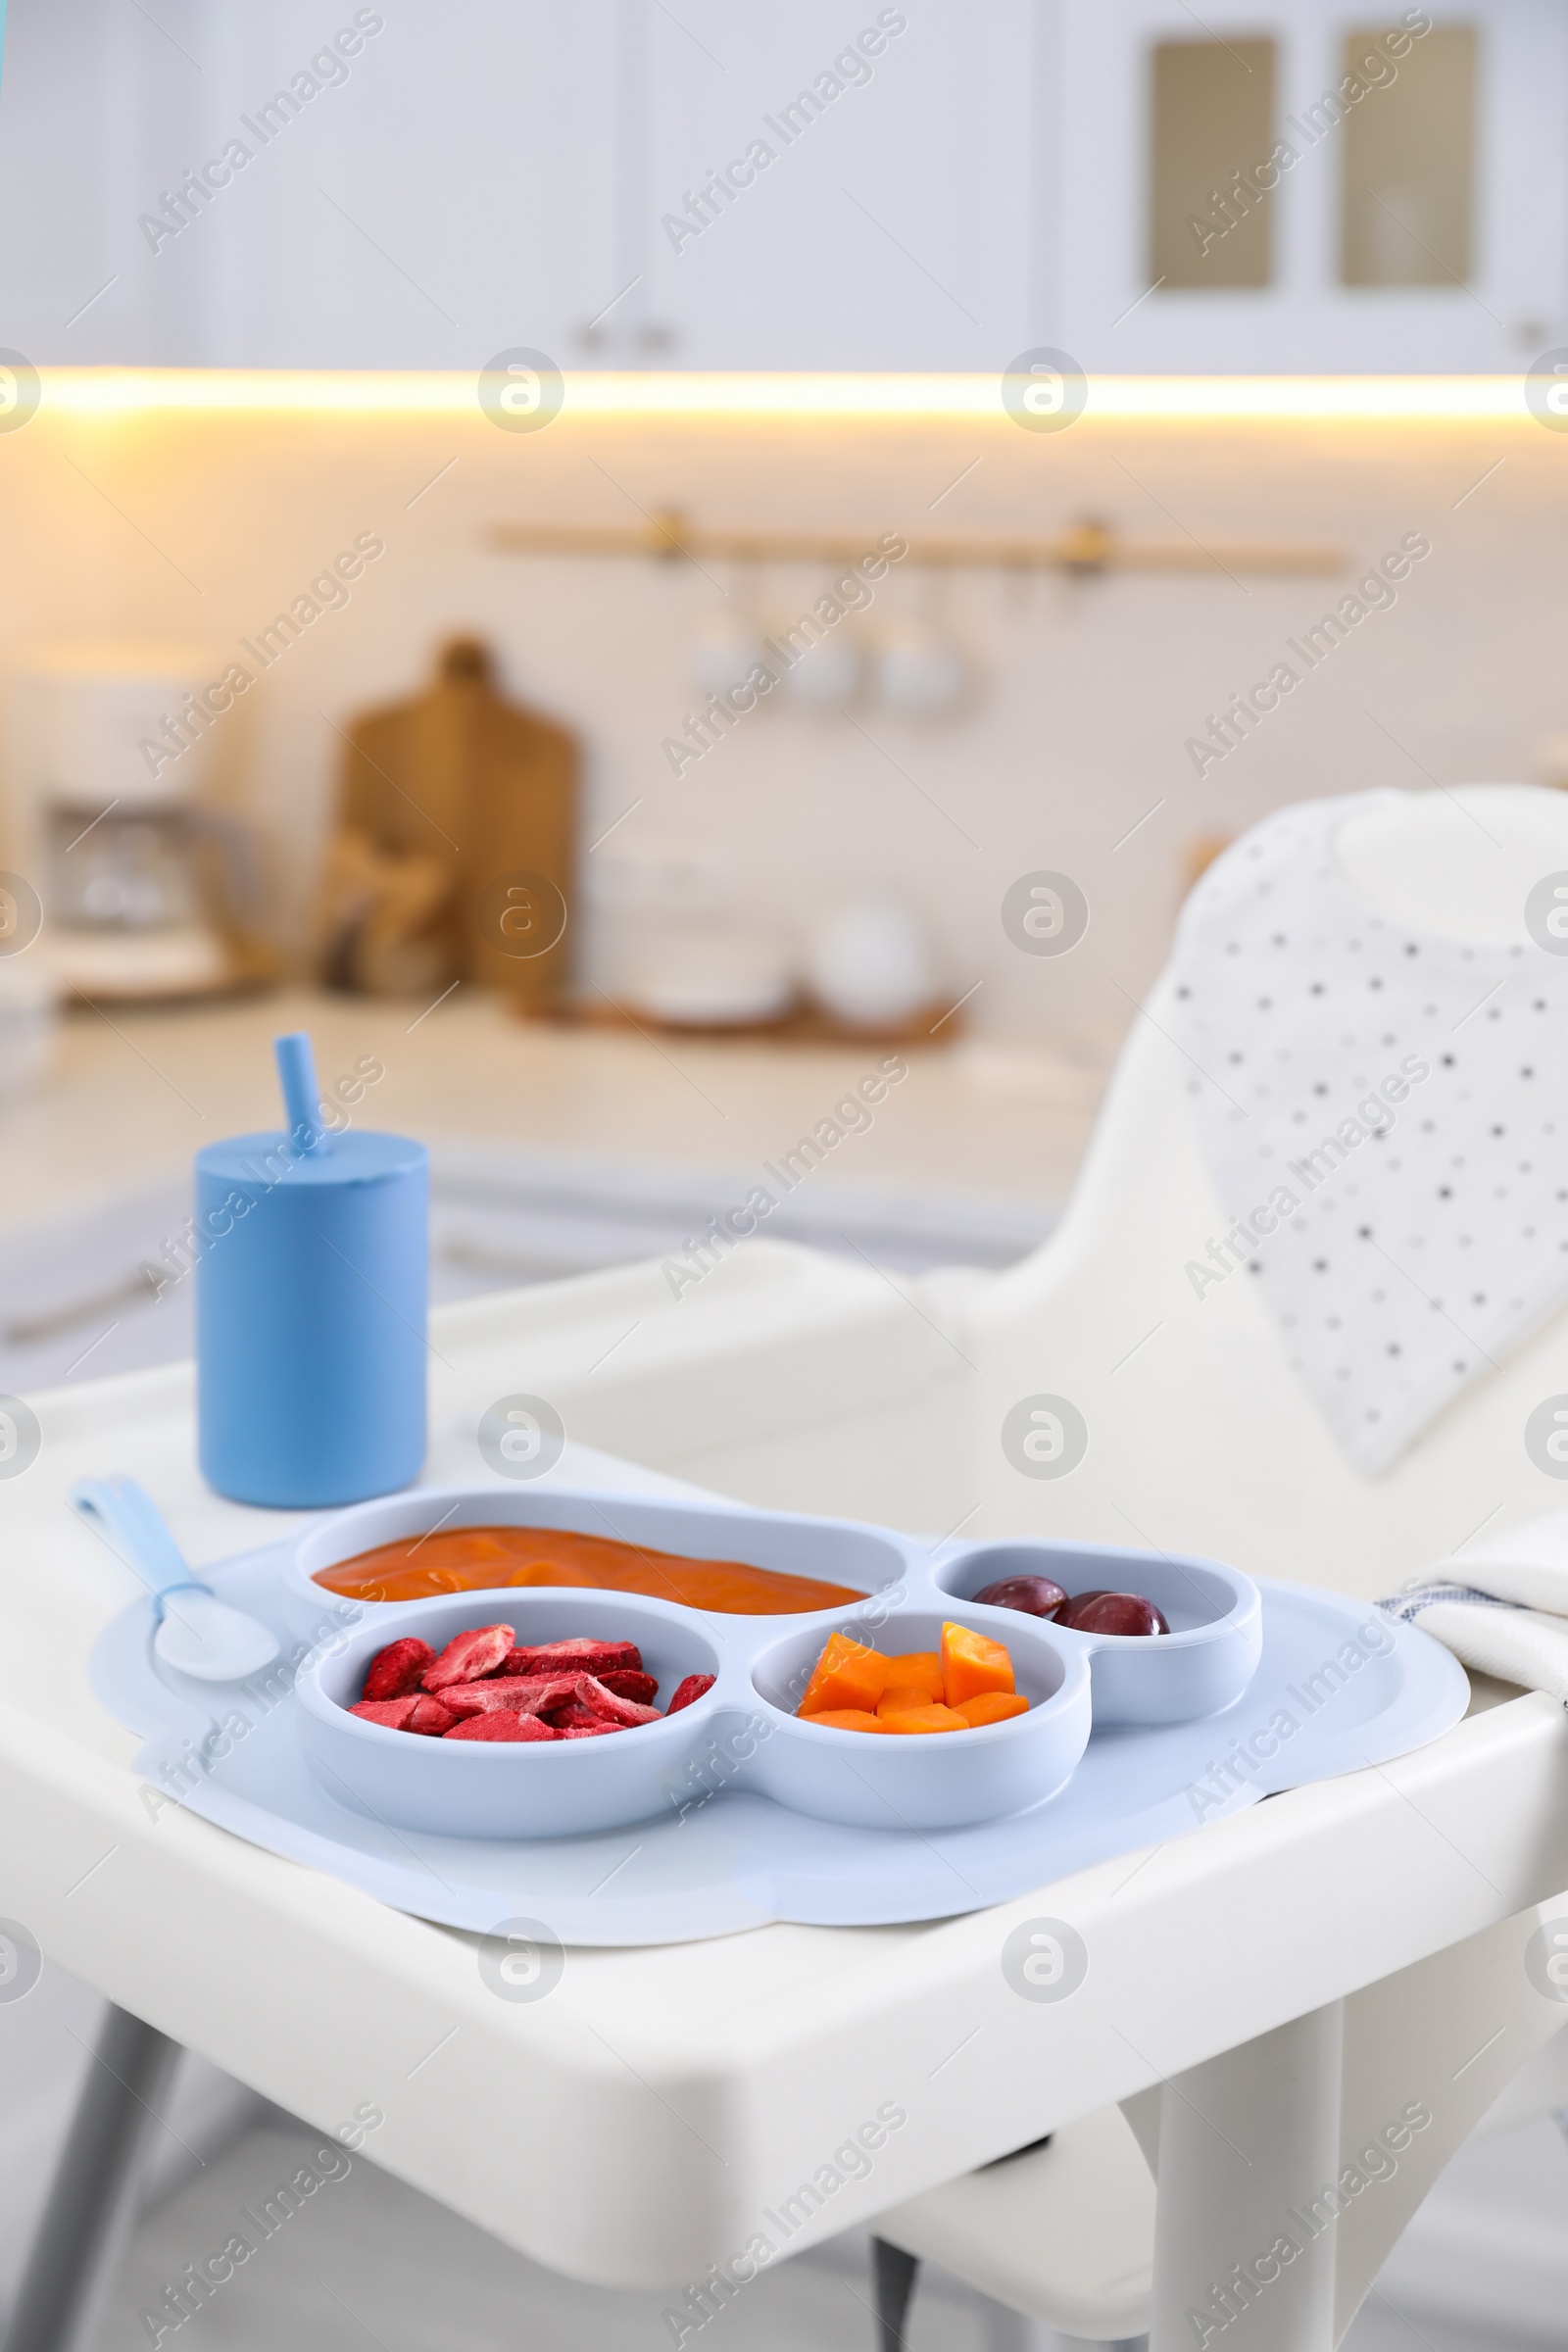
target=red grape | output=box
[1056,1590,1168,1637]
[970,1575,1068,1619]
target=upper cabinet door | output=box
[1051,0,1568,372]
[624,0,1034,370]
[0,0,623,369]
[186,3,622,372]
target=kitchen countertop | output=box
[0,990,1105,1232]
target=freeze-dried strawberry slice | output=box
[666,1674,715,1715]
[557,1721,620,1739]
[544,1700,607,1730]
[363,1637,436,1702]
[596,1670,659,1705]
[349,1696,420,1730]
[502,1638,641,1680]
[437,1675,579,1719]
[406,1695,458,1736]
[421,1623,515,1691]
[574,1675,662,1727]
[443,1710,556,1741]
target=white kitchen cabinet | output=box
[0,0,1037,373]
[623,0,1034,370]
[1048,0,1568,373]
[177,3,623,373]
[0,0,1556,372]
[0,0,623,369]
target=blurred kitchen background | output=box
[1,2,1567,2347]
[0,2,1564,1382]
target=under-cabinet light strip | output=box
[31,369,1535,421]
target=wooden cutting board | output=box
[323,637,575,1004]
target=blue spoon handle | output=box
[71,1477,196,1600]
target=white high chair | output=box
[11,790,1567,2352]
[568,784,1568,2351]
[662,784,1568,1586]
[850,785,1568,2350]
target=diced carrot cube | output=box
[954,1691,1030,1729]
[941,1622,1015,1708]
[803,1709,891,1733]
[877,1702,968,1735]
[877,1650,946,1722]
[798,1633,891,1717]
[878,1650,944,1704]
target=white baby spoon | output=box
[73,1475,280,1683]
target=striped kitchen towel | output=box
[1380,1508,1568,1700]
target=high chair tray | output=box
[87,1485,1467,1944]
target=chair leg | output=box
[871,2235,920,2352]
[2,2001,182,2352]
[1148,2003,1341,2352]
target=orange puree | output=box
[314,1524,866,1616]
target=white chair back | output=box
[966,787,1568,1594]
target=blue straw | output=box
[273,1031,330,1155]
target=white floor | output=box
[4,1966,1565,2352]
[96,2121,1023,2352]
[86,2115,1568,2352]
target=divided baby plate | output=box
[287,1485,1262,1841]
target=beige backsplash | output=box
[0,392,1557,1049]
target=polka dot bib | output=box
[1168,793,1568,1474]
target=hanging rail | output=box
[488,509,1342,576]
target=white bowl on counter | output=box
[622,925,796,1026]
